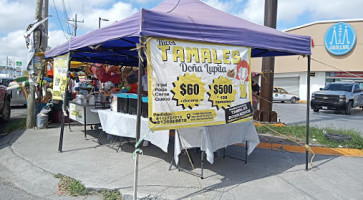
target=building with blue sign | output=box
[252,19,363,101]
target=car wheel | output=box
[0,99,11,122]
[313,108,319,112]
[345,101,352,115]
[290,97,297,104]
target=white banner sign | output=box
[147,38,253,130]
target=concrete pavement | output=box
[0,125,363,199]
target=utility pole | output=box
[41,0,48,51]
[27,0,43,129]
[6,56,8,77]
[259,0,278,122]
[99,17,109,29]
[68,14,84,36]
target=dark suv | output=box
[0,78,11,122]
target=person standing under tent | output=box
[252,81,260,111]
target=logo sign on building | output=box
[53,53,69,100]
[324,22,356,55]
[16,61,22,66]
[147,38,253,130]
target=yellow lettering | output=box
[231,50,241,64]
[158,45,170,61]
[212,49,222,64]
[173,46,185,62]
[223,50,231,64]
[186,47,200,63]
[201,48,212,63]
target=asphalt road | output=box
[9,105,27,119]
[0,106,27,135]
[273,102,363,136]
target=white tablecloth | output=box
[175,121,260,164]
[97,110,169,152]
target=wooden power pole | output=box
[27,0,44,129]
[259,0,278,122]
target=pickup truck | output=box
[311,82,363,115]
[0,78,11,122]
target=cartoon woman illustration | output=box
[235,60,250,99]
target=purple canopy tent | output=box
[45,0,311,63]
[46,0,312,198]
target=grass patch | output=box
[0,118,26,136]
[54,173,123,199]
[102,189,123,200]
[256,125,363,149]
[54,173,89,196]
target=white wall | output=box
[299,72,326,101]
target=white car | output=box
[273,87,300,103]
[1,78,27,106]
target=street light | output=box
[99,17,109,29]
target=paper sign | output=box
[53,53,69,100]
[147,38,253,130]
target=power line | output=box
[67,0,72,16]
[61,0,72,35]
[52,0,69,40]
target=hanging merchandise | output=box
[129,82,138,93]
[96,67,110,83]
[110,72,121,84]
[127,73,137,84]
[46,60,54,76]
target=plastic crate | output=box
[117,93,129,113]
[142,96,148,118]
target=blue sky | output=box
[1,0,363,60]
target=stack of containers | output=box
[116,93,149,118]
[128,94,138,115]
[117,93,129,113]
[141,96,148,118]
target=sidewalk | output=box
[0,125,362,199]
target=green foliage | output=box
[54,173,89,196]
[256,125,363,149]
[102,189,123,200]
[0,118,26,136]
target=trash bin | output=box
[37,113,48,129]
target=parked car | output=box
[311,82,363,115]
[1,77,27,106]
[273,87,300,103]
[0,78,11,122]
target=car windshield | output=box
[324,83,353,92]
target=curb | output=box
[254,122,285,127]
[256,142,363,157]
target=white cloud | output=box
[202,0,233,12]
[237,0,264,25]
[236,0,363,26]
[0,30,27,58]
[47,30,71,49]
[0,0,35,34]
[78,1,138,31]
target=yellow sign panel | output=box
[147,38,253,130]
[53,53,69,100]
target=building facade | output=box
[251,19,363,101]
[0,57,24,78]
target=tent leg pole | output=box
[58,110,64,152]
[133,36,145,200]
[306,55,311,171]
